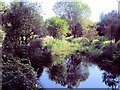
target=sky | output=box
[33,0,118,22]
[82,0,118,22]
[1,0,119,22]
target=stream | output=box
[39,65,109,88]
[37,53,120,89]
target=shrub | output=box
[102,43,120,61]
[2,59,42,90]
[72,37,90,45]
[82,29,98,41]
[28,38,52,69]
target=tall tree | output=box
[1,2,44,59]
[53,0,91,37]
[97,10,120,42]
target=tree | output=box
[45,17,69,38]
[1,2,44,59]
[97,10,120,42]
[53,0,91,37]
[2,2,44,45]
[1,2,50,89]
[48,54,89,89]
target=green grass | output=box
[43,38,80,56]
[42,36,111,65]
[42,38,81,65]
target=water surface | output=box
[37,51,120,89]
[39,65,109,88]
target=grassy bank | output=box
[42,36,111,65]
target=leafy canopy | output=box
[45,17,69,38]
[53,0,91,21]
[53,0,91,37]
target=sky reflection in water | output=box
[39,63,109,88]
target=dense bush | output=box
[2,59,42,90]
[72,37,90,45]
[97,10,120,42]
[102,43,120,62]
[82,29,98,41]
[1,2,50,89]
[28,38,52,70]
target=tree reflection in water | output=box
[91,48,120,88]
[95,60,120,89]
[47,53,89,89]
[47,51,120,89]
[96,60,120,89]
[39,43,120,89]
[89,43,120,89]
[102,72,119,89]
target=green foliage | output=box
[28,38,52,69]
[53,0,91,37]
[75,36,111,55]
[98,10,120,41]
[81,19,93,30]
[2,2,43,45]
[0,29,5,44]
[82,27,97,41]
[1,2,45,60]
[2,58,42,90]
[102,43,120,61]
[42,35,112,64]
[43,38,80,65]
[0,2,8,14]
[71,37,90,45]
[45,17,69,38]
[53,0,91,21]
[43,38,80,55]
[91,36,110,46]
